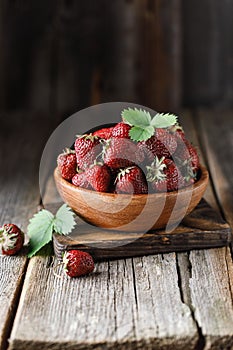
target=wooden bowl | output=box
[54,165,209,232]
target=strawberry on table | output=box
[111,122,131,139]
[93,127,114,140]
[63,250,94,277]
[57,148,77,181]
[86,163,111,192]
[115,166,148,194]
[0,224,24,255]
[103,138,144,170]
[75,134,102,170]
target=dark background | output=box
[0,0,232,124]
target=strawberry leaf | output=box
[129,125,154,142]
[151,113,178,128]
[122,108,151,127]
[27,209,54,257]
[27,205,76,257]
[53,204,76,235]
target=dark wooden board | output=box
[53,199,232,261]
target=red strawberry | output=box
[63,250,94,277]
[185,141,200,173]
[93,127,114,140]
[86,164,111,192]
[111,122,131,139]
[0,224,24,255]
[169,124,186,143]
[57,148,77,181]
[147,157,184,192]
[139,128,177,161]
[72,172,90,189]
[115,166,148,194]
[103,138,144,170]
[75,134,101,170]
[174,140,200,181]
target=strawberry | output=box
[139,128,177,161]
[72,171,90,189]
[147,157,184,192]
[93,127,114,140]
[115,166,148,194]
[169,124,186,143]
[111,122,131,139]
[75,134,101,170]
[86,163,111,192]
[0,224,24,255]
[57,148,77,181]
[63,250,94,277]
[185,141,200,173]
[174,140,200,182]
[103,138,144,170]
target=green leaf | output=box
[121,108,151,127]
[53,204,76,235]
[129,125,154,142]
[27,205,76,258]
[151,113,178,128]
[27,209,54,257]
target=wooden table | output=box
[0,109,233,350]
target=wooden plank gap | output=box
[224,246,233,310]
[176,252,206,350]
[176,253,206,350]
[131,258,139,311]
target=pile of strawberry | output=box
[57,109,200,194]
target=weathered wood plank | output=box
[0,113,54,350]
[9,254,198,350]
[189,248,233,349]
[52,199,231,261]
[0,255,27,350]
[177,110,233,349]
[197,109,233,230]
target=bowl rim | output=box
[54,164,209,198]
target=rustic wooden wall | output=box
[0,0,232,119]
[182,0,233,107]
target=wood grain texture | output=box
[9,254,198,350]
[0,255,27,350]
[138,0,182,111]
[183,0,233,107]
[197,109,233,230]
[53,165,209,231]
[0,113,55,350]
[189,248,233,349]
[53,199,231,261]
[177,110,233,349]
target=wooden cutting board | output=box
[53,199,232,261]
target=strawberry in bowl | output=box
[54,108,208,232]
